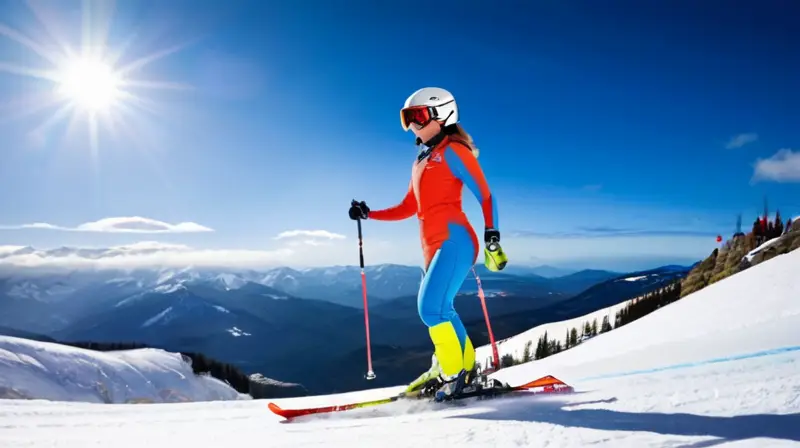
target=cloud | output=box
[0,246,27,257]
[273,229,346,246]
[752,148,800,183]
[510,226,719,239]
[0,242,293,270]
[0,217,213,233]
[725,133,758,149]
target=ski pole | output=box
[472,267,500,372]
[356,214,376,380]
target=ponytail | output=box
[445,123,480,158]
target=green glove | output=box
[484,240,507,272]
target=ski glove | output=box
[484,228,500,244]
[349,200,370,220]
[483,228,507,272]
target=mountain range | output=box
[0,247,695,395]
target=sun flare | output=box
[56,57,122,113]
[0,1,191,159]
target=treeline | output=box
[615,281,682,327]
[499,279,682,367]
[62,340,251,394]
[752,209,790,244]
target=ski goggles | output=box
[400,106,435,131]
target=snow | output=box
[6,282,78,302]
[141,307,174,327]
[213,305,230,313]
[475,294,632,365]
[152,283,185,294]
[214,273,247,290]
[226,327,251,337]
[744,236,783,262]
[0,249,799,447]
[105,277,145,289]
[621,275,647,282]
[263,293,288,300]
[0,336,246,405]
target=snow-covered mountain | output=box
[256,264,427,303]
[0,249,612,319]
[38,279,431,385]
[0,335,246,403]
[0,229,797,446]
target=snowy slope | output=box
[0,336,247,403]
[0,250,798,447]
[474,294,633,366]
[481,246,799,383]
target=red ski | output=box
[267,375,573,421]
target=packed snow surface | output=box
[1,249,799,447]
[0,337,245,404]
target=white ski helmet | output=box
[400,87,459,131]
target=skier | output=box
[348,87,507,401]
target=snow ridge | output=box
[0,336,248,403]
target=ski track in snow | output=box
[1,249,799,446]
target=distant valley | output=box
[0,254,693,395]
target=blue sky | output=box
[0,0,798,272]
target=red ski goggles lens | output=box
[400,106,433,131]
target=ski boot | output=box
[433,368,470,402]
[400,353,444,399]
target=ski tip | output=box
[515,375,574,393]
[268,402,289,418]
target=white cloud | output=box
[725,133,758,149]
[0,246,27,257]
[0,217,213,233]
[274,230,346,240]
[752,149,800,183]
[0,242,293,270]
[0,231,715,272]
[273,229,346,246]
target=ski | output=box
[267,374,573,421]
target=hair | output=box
[445,123,480,158]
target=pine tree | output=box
[565,329,571,349]
[541,331,550,358]
[569,327,578,346]
[591,318,598,336]
[775,210,784,236]
[601,315,612,333]
[535,335,543,360]
[522,340,533,362]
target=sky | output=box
[0,0,798,272]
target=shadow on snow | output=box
[447,394,800,445]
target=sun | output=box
[56,57,122,113]
[0,1,193,159]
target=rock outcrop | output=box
[682,220,800,298]
[680,248,719,297]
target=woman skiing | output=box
[348,87,507,401]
